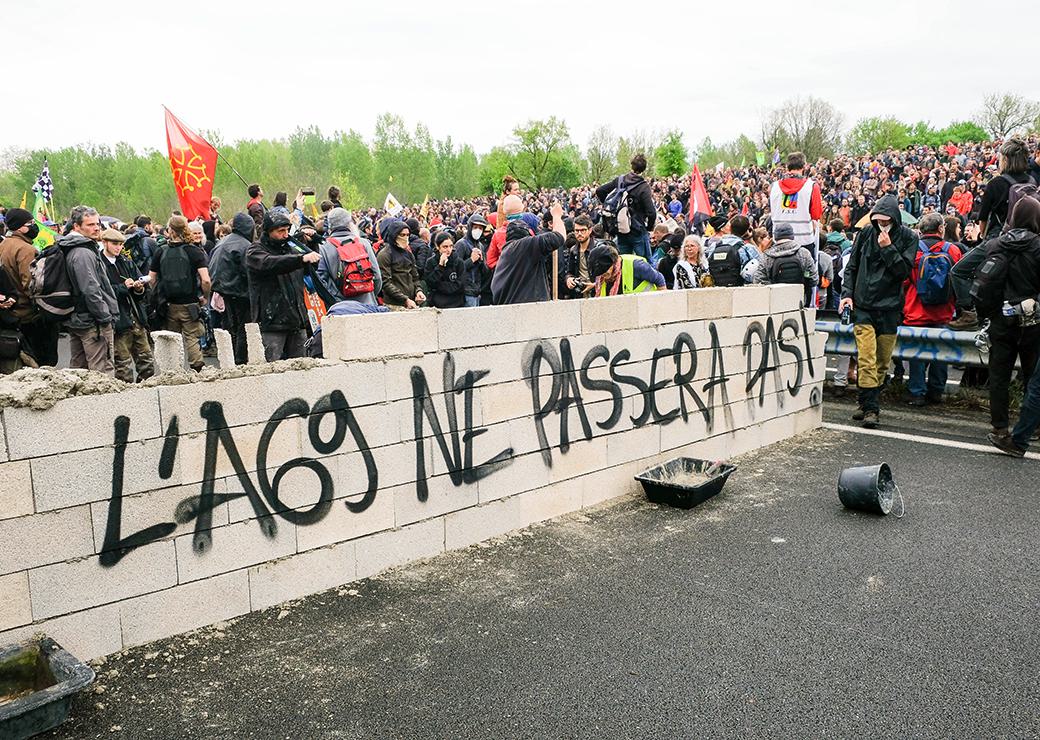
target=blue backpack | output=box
[916,239,954,306]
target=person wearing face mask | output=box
[376,220,425,309]
[839,194,918,428]
[0,208,59,366]
[424,232,466,309]
[453,213,490,307]
[245,211,320,360]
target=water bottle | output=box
[840,305,852,326]
[1001,301,1018,318]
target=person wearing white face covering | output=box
[453,212,490,307]
[838,194,917,429]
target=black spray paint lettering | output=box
[100,390,377,568]
[411,353,514,501]
[743,311,814,407]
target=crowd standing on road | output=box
[2,137,1040,455]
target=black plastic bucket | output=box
[837,463,897,515]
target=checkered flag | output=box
[32,159,53,202]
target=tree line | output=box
[1,92,1037,222]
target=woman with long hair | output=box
[673,235,710,289]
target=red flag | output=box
[688,164,714,224]
[164,107,218,220]
[741,200,749,217]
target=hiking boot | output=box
[988,432,1025,458]
[925,392,944,405]
[862,411,879,429]
[907,395,927,407]
[851,407,866,421]
[947,310,979,332]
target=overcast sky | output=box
[7,0,1038,158]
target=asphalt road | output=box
[40,403,1040,739]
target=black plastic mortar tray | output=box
[635,457,737,509]
[0,636,95,739]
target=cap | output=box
[100,228,125,243]
[587,243,618,279]
[772,223,795,241]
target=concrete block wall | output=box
[0,285,824,660]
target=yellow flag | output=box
[20,191,26,209]
[419,194,430,220]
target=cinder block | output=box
[213,328,235,369]
[158,362,386,436]
[477,449,551,504]
[444,478,582,550]
[383,353,445,404]
[604,423,662,468]
[513,300,582,342]
[323,310,438,361]
[248,542,356,611]
[295,487,395,553]
[0,572,31,631]
[91,481,230,553]
[687,288,733,321]
[769,284,804,314]
[31,435,180,513]
[394,475,478,528]
[546,435,609,484]
[0,506,95,576]
[0,603,122,662]
[0,460,33,520]
[580,293,641,333]
[245,323,265,364]
[731,285,772,317]
[355,518,445,580]
[28,540,177,621]
[580,463,643,509]
[3,386,163,460]
[119,570,251,648]
[438,304,518,350]
[637,290,689,328]
[175,417,306,484]
[173,517,296,584]
[151,330,186,373]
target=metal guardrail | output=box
[816,320,989,367]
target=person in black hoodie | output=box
[406,217,431,285]
[975,197,1040,451]
[453,213,490,307]
[424,232,466,309]
[376,219,424,308]
[246,211,320,361]
[490,200,566,305]
[208,212,254,363]
[595,154,655,261]
[839,194,917,428]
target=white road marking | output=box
[822,422,1040,461]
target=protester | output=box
[246,211,319,360]
[770,152,823,252]
[453,213,490,307]
[208,212,254,363]
[376,220,425,309]
[588,243,665,296]
[100,228,154,382]
[561,214,601,299]
[595,154,656,261]
[123,216,158,276]
[316,207,382,308]
[706,215,758,287]
[246,184,265,236]
[491,200,566,305]
[901,213,962,406]
[968,197,1040,452]
[487,194,524,269]
[752,223,819,294]
[0,208,59,366]
[656,233,683,290]
[63,206,118,376]
[672,235,709,290]
[424,232,466,309]
[839,194,917,428]
[149,215,210,371]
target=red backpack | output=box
[330,236,375,297]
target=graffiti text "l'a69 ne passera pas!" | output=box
[99,313,816,568]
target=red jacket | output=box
[902,236,962,326]
[949,190,973,216]
[486,225,507,269]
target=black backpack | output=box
[123,232,154,275]
[769,253,805,285]
[601,177,637,236]
[970,243,1016,317]
[989,174,1038,236]
[708,240,743,287]
[157,243,196,300]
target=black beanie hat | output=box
[4,208,33,232]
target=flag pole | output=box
[163,104,249,188]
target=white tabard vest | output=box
[769,178,818,249]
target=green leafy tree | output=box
[584,125,620,184]
[654,130,688,176]
[506,117,574,190]
[846,117,911,153]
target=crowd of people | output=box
[1,136,1040,455]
